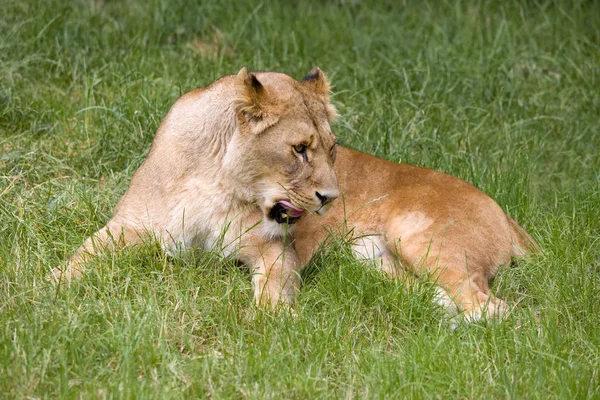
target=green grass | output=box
[1,0,599,397]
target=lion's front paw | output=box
[46,264,83,285]
[253,276,298,310]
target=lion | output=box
[52,67,538,320]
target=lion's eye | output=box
[330,139,338,161]
[293,143,308,154]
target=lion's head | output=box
[223,67,339,229]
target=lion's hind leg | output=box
[385,220,510,321]
[49,221,142,283]
[429,265,509,321]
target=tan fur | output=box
[51,67,339,307]
[293,148,539,319]
[52,68,538,319]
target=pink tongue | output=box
[278,201,305,218]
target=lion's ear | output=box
[301,67,338,121]
[234,67,279,134]
[301,67,331,98]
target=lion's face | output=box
[255,110,339,224]
[229,67,339,227]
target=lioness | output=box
[53,67,537,320]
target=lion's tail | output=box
[506,214,540,257]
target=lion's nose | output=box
[315,190,339,206]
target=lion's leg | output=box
[239,238,302,308]
[423,259,508,321]
[385,221,509,320]
[50,221,142,283]
[352,234,404,278]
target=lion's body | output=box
[54,69,537,320]
[295,146,537,318]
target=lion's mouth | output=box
[269,200,305,224]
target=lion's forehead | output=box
[257,77,335,149]
[306,111,336,149]
[286,98,335,145]
[283,116,334,150]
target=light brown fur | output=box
[53,68,537,319]
[294,148,538,319]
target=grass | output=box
[1,0,599,397]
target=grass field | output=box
[2,0,600,398]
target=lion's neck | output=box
[165,87,237,157]
[146,83,262,206]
